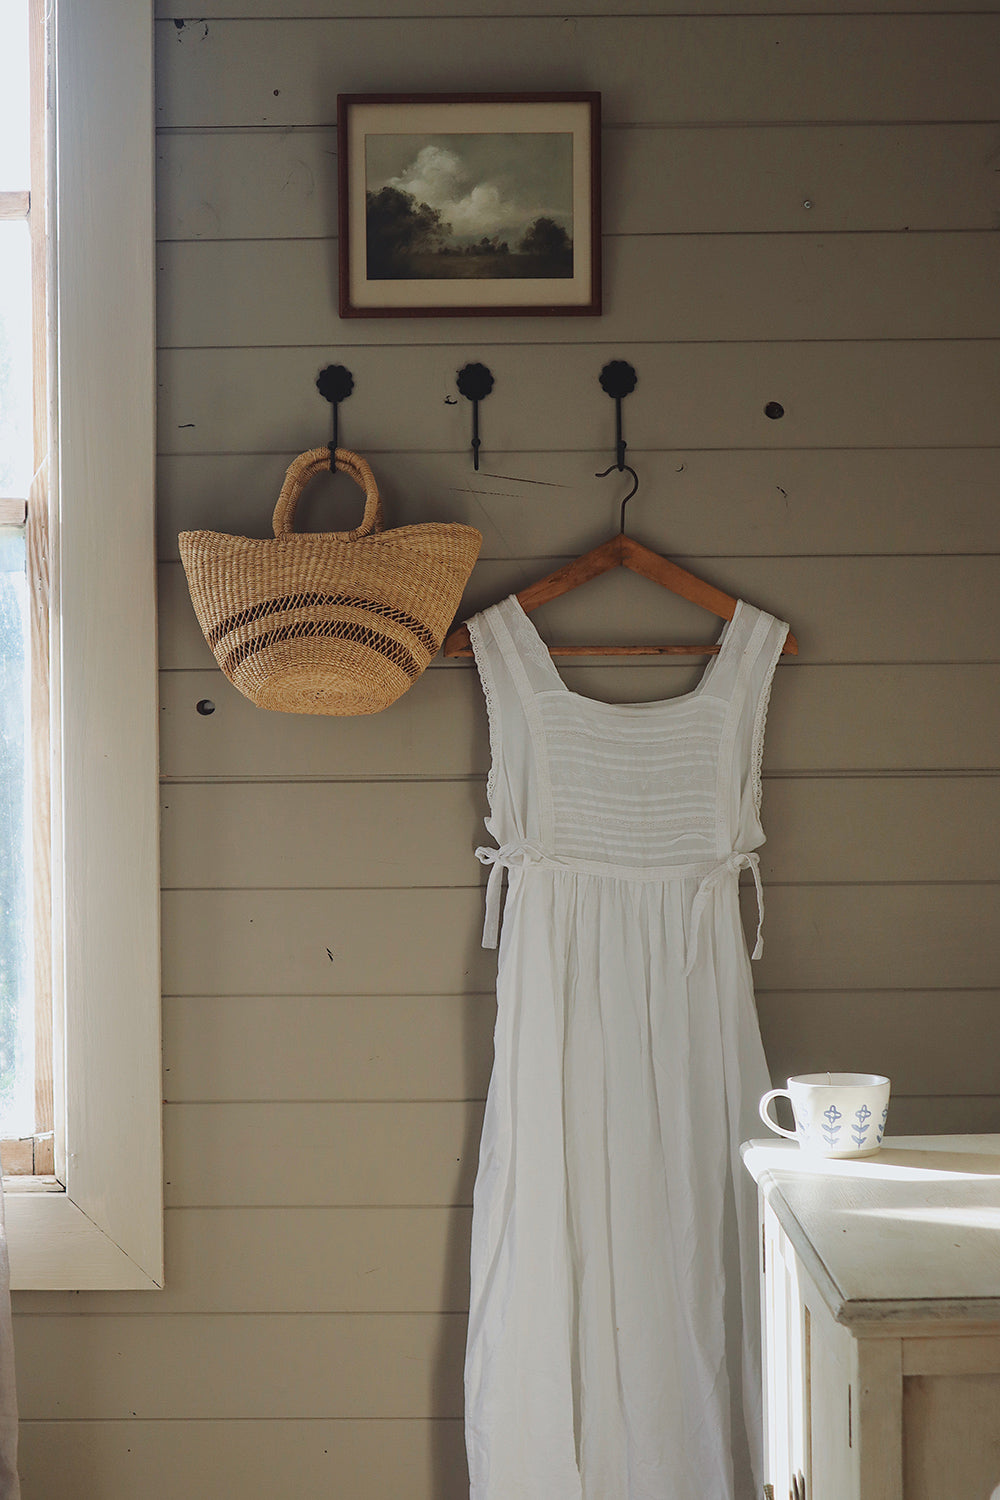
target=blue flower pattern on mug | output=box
[790,1094,888,1152]
[821,1104,842,1148]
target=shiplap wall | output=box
[11,2,1000,1496]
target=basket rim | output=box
[178,521,483,549]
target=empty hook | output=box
[456,363,494,471]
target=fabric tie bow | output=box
[475,840,547,949]
[683,850,765,978]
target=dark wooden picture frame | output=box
[337,92,602,319]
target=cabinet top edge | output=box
[745,1137,1000,1317]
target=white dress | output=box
[464,595,789,1500]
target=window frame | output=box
[6,0,162,1291]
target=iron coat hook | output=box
[595,360,639,531]
[316,363,355,468]
[457,362,495,470]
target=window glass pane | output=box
[0,221,33,498]
[0,1,30,191]
[0,527,31,1137]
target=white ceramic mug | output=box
[759,1072,891,1159]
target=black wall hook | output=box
[596,360,639,532]
[316,364,354,469]
[597,360,638,473]
[456,363,494,470]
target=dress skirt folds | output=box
[464,597,788,1500]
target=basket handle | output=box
[272,447,384,539]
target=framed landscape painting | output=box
[337,93,602,318]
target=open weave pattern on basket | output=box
[207,590,439,656]
[223,617,424,681]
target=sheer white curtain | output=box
[0,1185,18,1496]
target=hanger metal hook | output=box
[595,461,640,533]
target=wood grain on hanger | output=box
[444,533,799,657]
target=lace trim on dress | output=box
[750,619,790,820]
[468,613,500,815]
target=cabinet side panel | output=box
[804,1285,857,1500]
[904,1372,1000,1499]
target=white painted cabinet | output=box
[743,1136,1000,1500]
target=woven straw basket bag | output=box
[179,448,482,715]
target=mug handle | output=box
[759,1088,799,1140]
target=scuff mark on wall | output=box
[173,18,210,41]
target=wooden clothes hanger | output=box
[443,464,799,658]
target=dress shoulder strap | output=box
[490,597,565,694]
[698,602,774,700]
[466,596,552,816]
[712,602,789,850]
[468,595,564,723]
[468,598,544,710]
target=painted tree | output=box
[518,217,572,262]
[365,187,451,278]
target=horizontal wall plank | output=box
[757,777,1000,884]
[156,0,1000,17]
[155,124,1000,241]
[622,124,1000,236]
[162,994,495,1101]
[159,666,489,782]
[18,1419,468,1500]
[160,888,496,995]
[156,449,1000,562]
[758,884,1000,992]
[159,666,1000,782]
[158,234,1000,349]
[156,126,338,242]
[17,1207,473,1315]
[162,982,1000,1107]
[155,17,1000,129]
[164,1102,483,1206]
[160,555,1000,671]
[158,343,1000,456]
[876,1096,1000,1136]
[766,665,1000,775]
[159,778,487,889]
[13,1312,466,1420]
[758,991,1000,1097]
[160,777,1000,892]
[161,884,1000,997]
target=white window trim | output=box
[7,0,162,1290]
